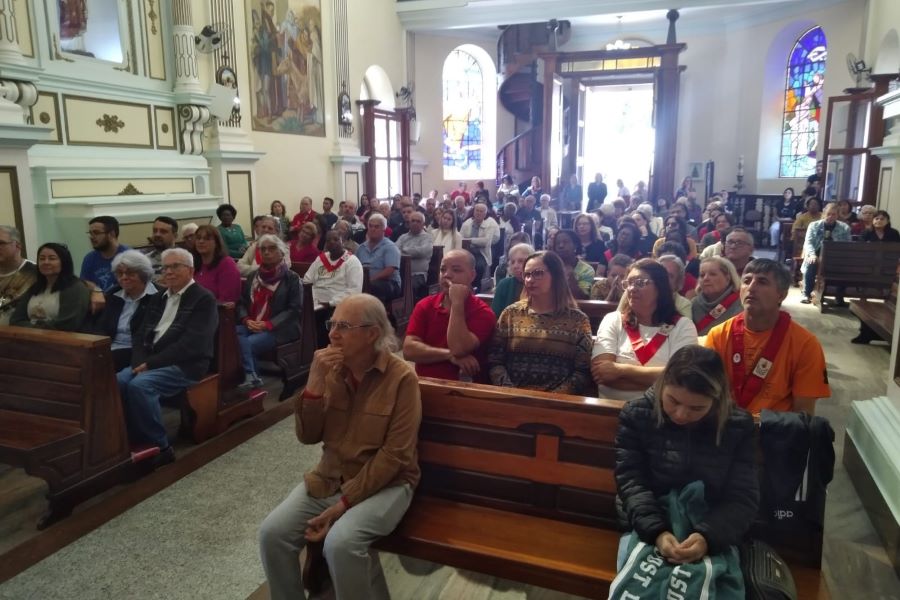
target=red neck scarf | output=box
[624,315,681,365]
[729,311,791,408]
[318,251,346,273]
[696,290,740,332]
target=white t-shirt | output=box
[592,311,698,400]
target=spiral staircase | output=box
[496,20,571,186]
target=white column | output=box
[0,0,25,67]
[172,0,202,96]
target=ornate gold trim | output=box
[51,34,75,63]
[96,114,126,133]
[147,0,159,35]
[118,183,144,196]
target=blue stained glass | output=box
[780,26,827,178]
[442,49,483,175]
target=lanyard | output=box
[696,291,740,332]
[730,311,791,408]
[624,316,680,365]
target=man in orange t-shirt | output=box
[705,259,830,414]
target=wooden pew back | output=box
[815,241,900,309]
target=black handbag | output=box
[739,539,797,600]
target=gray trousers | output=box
[259,481,413,600]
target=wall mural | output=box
[245,0,325,137]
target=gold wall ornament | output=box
[147,0,159,35]
[51,34,75,63]
[39,112,50,124]
[96,114,126,133]
[118,183,144,196]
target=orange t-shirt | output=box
[704,316,831,413]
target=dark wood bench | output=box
[791,226,806,286]
[376,379,830,599]
[813,241,900,312]
[850,259,899,343]
[182,305,267,442]
[426,246,443,295]
[0,327,135,528]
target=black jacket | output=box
[131,282,218,380]
[614,391,759,554]
[238,269,302,345]
[90,285,157,340]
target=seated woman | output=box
[699,212,733,250]
[553,229,594,300]
[574,213,608,270]
[631,208,658,257]
[862,209,900,242]
[791,196,822,233]
[768,187,798,246]
[638,202,664,237]
[836,199,858,228]
[290,222,321,263]
[11,243,90,331]
[488,251,593,395]
[303,230,365,345]
[604,221,643,262]
[216,203,248,259]
[492,242,534,316]
[236,235,302,389]
[592,258,698,400]
[193,225,242,304]
[430,208,463,251]
[854,204,876,237]
[691,257,742,336]
[591,253,634,302]
[695,203,723,240]
[92,250,158,371]
[653,216,698,260]
[270,200,291,240]
[614,345,758,570]
[658,254,694,316]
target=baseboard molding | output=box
[843,431,900,578]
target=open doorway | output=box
[582,83,655,206]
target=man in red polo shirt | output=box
[403,249,496,381]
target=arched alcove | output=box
[359,65,395,110]
[873,29,900,75]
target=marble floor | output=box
[0,287,898,599]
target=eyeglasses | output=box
[621,277,654,290]
[160,263,190,272]
[325,320,374,332]
[724,240,751,247]
[523,269,547,281]
[87,230,108,237]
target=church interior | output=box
[1,0,900,598]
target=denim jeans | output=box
[235,325,277,375]
[116,365,195,448]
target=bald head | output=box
[440,249,476,288]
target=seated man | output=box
[336,200,366,243]
[303,230,364,344]
[403,250,496,382]
[117,248,218,462]
[355,213,401,302]
[142,216,178,282]
[259,294,420,600]
[705,259,830,415]
[722,227,756,276]
[0,225,37,325]
[800,201,851,305]
[395,211,433,301]
[460,203,500,288]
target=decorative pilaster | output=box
[179,105,211,155]
[0,0,25,67]
[172,0,202,98]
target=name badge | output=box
[658,324,674,337]
[732,352,742,364]
[752,357,773,379]
[711,304,726,318]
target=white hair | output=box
[162,247,195,268]
[256,233,289,258]
[111,250,155,283]
[368,212,387,228]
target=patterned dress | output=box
[488,299,593,395]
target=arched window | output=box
[780,26,827,178]
[442,46,495,180]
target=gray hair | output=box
[162,247,195,268]
[699,256,740,292]
[0,225,22,244]
[111,250,154,284]
[742,258,791,294]
[256,233,288,258]
[257,215,278,229]
[368,212,387,228]
[540,194,551,203]
[658,254,685,289]
[347,293,398,353]
[609,253,636,270]
[508,243,535,260]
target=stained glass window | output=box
[443,49,483,177]
[780,26,827,178]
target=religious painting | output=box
[780,26,827,178]
[245,0,325,136]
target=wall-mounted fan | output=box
[846,52,872,88]
[195,23,231,54]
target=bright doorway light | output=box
[583,84,655,203]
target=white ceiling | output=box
[398,0,855,41]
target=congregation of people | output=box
[2,166,872,599]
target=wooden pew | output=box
[776,218,795,264]
[362,255,414,336]
[850,259,900,343]
[376,379,830,599]
[426,246,443,296]
[0,327,134,528]
[813,241,900,312]
[791,227,806,286]
[182,305,266,442]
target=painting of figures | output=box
[245,0,325,136]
